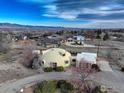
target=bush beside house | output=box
[55,66,64,72]
[44,66,64,72]
[44,67,53,72]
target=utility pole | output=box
[97,39,100,58]
[97,29,101,58]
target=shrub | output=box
[60,82,74,93]
[57,80,67,88]
[92,86,108,93]
[34,80,74,93]
[103,33,109,41]
[55,66,64,72]
[44,67,53,72]
[34,81,56,93]
[57,80,74,93]
[92,64,101,71]
[121,67,124,72]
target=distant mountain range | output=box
[0,23,81,31]
[1,23,123,32]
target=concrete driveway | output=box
[97,60,113,72]
[90,71,124,93]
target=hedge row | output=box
[44,66,64,72]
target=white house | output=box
[23,36,28,40]
[76,52,97,67]
[67,38,73,42]
[67,35,85,45]
[73,35,85,44]
[32,50,41,55]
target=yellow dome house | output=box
[41,48,71,68]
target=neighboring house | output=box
[37,37,60,48]
[67,35,85,45]
[11,40,36,49]
[23,36,28,40]
[73,35,85,44]
[67,38,73,42]
[40,48,72,68]
[47,34,61,39]
[76,52,97,68]
[32,50,41,55]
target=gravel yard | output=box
[0,50,38,83]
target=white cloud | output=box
[82,8,124,16]
[59,13,77,20]
[99,6,111,11]
[43,12,77,20]
[43,4,124,21]
[18,0,56,4]
[43,14,56,17]
[44,5,57,11]
[43,5,79,20]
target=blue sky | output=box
[0,0,124,28]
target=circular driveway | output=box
[0,72,73,93]
[0,71,124,93]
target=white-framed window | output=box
[65,60,69,64]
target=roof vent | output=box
[59,52,66,56]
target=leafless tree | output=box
[22,48,35,68]
[0,32,10,53]
[70,61,97,93]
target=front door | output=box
[51,62,57,68]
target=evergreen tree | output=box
[103,33,109,41]
[35,81,56,93]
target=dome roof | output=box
[41,48,71,67]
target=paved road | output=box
[0,71,124,93]
[0,72,73,93]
